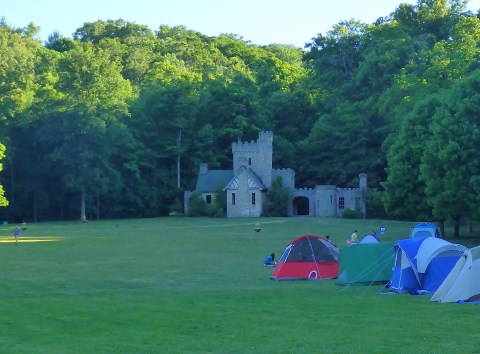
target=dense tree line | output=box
[1,1,479,236]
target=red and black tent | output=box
[271,235,340,280]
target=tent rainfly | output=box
[410,222,441,238]
[271,235,340,280]
[389,237,467,294]
[431,246,480,303]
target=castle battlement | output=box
[316,185,337,190]
[273,168,294,172]
[258,131,273,141]
[296,187,315,191]
[232,131,273,150]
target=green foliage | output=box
[2,2,480,222]
[0,143,8,207]
[187,191,225,217]
[342,208,363,219]
[187,192,207,216]
[211,187,227,218]
[366,187,388,219]
[266,176,292,216]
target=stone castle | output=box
[184,131,367,217]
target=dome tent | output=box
[359,234,379,244]
[410,222,441,238]
[431,246,480,303]
[389,237,467,294]
[271,235,339,280]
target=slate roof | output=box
[195,170,233,192]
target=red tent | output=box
[271,235,340,280]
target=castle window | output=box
[248,158,252,165]
[206,195,212,204]
[232,193,236,205]
[339,197,345,209]
[252,192,256,205]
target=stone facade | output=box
[184,131,367,218]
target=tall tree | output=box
[131,55,201,214]
[420,71,480,236]
[383,95,441,220]
[41,41,133,220]
[0,143,9,207]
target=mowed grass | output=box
[0,217,478,354]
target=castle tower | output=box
[359,173,367,218]
[232,131,273,188]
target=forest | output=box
[0,0,480,236]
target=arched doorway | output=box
[293,196,310,216]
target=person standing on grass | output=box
[13,226,20,243]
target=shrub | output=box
[187,190,226,217]
[367,188,388,219]
[188,192,209,216]
[342,208,363,219]
[266,176,292,216]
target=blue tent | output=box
[410,222,441,238]
[389,237,467,294]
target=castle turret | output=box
[232,131,273,188]
[359,173,367,195]
[199,163,208,175]
[359,173,367,218]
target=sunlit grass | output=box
[0,217,477,353]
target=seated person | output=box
[263,253,276,267]
[346,230,358,246]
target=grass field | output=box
[0,217,478,354]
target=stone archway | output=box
[293,196,310,216]
[292,188,316,216]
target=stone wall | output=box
[315,185,337,217]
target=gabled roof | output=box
[223,165,267,191]
[196,170,233,192]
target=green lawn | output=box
[0,217,477,353]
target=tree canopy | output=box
[0,1,479,235]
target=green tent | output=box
[335,242,395,286]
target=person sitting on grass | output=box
[346,229,358,246]
[263,253,276,267]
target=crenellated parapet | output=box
[315,185,337,190]
[293,188,316,199]
[258,131,273,142]
[272,168,295,189]
[232,131,273,152]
